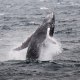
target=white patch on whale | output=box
[38,28,62,61]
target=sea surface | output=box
[1,0,80,80]
[0,0,80,61]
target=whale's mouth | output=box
[47,12,55,25]
[49,26,55,37]
[43,12,55,27]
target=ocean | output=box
[0,0,80,61]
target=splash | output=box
[39,37,62,61]
[8,43,27,61]
[8,37,62,61]
[38,28,62,61]
[8,50,26,60]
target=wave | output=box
[40,7,48,10]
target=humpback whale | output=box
[14,12,62,62]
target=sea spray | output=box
[8,37,62,61]
[8,44,27,60]
[38,28,62,61]
[39,37,62,61]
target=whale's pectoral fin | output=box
[14,35,32,51]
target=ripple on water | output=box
[1,25,11,30]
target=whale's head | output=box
[47,12,55,25]
[43,12,55,25]
[43,12,55,37]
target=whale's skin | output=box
[14,12,55,61]
[26,23,48,61]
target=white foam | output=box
[8,43,27,61]
[0,13,5,16]
[0,39,2,40]
[8,49,27,60]
[40,7,48,10]
[39,0,46,2]
[38,28,62,61]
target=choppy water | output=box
[0,0,80,61]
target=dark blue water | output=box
[0,0,80,61]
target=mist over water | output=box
[0,0,80,61]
